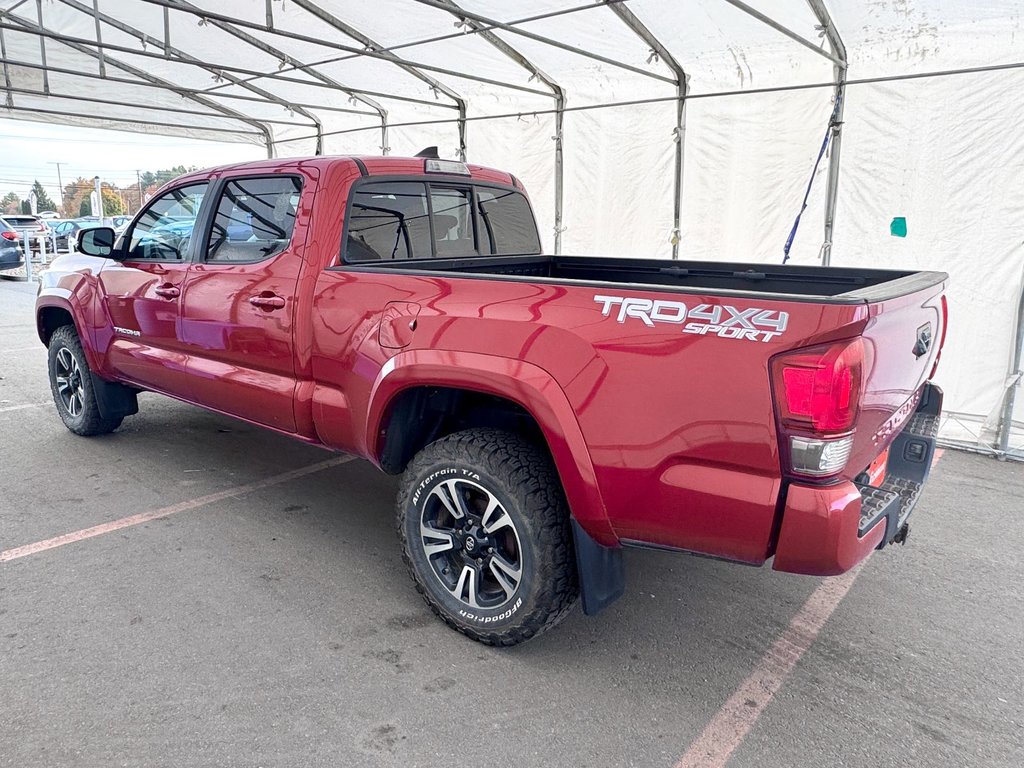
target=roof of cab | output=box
[171,155,516,188]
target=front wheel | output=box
[47,325,123,436]
[397,428,579,646]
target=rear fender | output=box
[365,349,616,545]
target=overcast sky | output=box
[0,119,265,203]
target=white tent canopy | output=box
[2,0,1023,456]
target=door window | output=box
[205,176,303,262]
[125,183,207,261]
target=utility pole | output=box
[135,170,144,213]
[47,161,66,215]
[93,175,104,223]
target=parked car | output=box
[35,155,948,645]
[49,219,101,252]
[37,210,61,219]
[0,218,25,271]
[4,214,49,253]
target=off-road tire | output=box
[47,325,123,436]
[397,428,579,645]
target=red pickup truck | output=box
[36,154,947,645]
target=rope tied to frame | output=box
[783,91,843,264]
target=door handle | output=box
[154,285,180,299]
[249,294,286,310]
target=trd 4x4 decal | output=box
[594,295,788,343]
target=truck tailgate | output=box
[847,275,947,477]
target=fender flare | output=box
[365,349,617,545]
[35,292,103,373]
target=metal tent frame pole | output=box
[805,0,848,266]
[430,0,565,252]
[287,0,467,158]
[608,3,690,260]
[0,9,277,155]
[999,274,1024,456]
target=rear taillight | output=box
[1,231,17,241]
[771,338,865,479]
[930,294,948,379]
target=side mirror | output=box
[78,227,116,258]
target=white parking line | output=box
[0,455,355,562]
[673,448,946,768]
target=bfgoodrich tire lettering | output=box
[397,428,579,646]
[47,325,123,436]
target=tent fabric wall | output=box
[1,0,1022,454]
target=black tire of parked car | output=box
[47,325,124,436]
[397,428,579,645]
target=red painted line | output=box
[674,449,946,768]
[0,455,354,563]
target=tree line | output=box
[1,166,197,218]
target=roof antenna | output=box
[414,146,440,159]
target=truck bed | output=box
[343,254,947,303]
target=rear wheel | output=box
[47,325,123,436]
[397,428,578,645]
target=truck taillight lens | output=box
[789,435,855,476]
[772,338,865,479]
[772,338,864,433]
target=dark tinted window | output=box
[476,188,541,255]
[430,187,478,257]
[347,182,431,262]
[206,176,302,262]
[126,183,207,261]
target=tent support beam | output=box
[430,0,564,251]
[805,0,848,266]
[154,0,396,156]
[0,22,458,111]
[0,55,381,118]
[999,277,1024,455]
[0,27,12,108]
[721,0,844,67]
[287,0,466,158]
[137,0,552,99]
[1,85,311,126]
[0,8,277,156]
[411,0,675,85]
[33,1,309,155]
[34,0,48,94]
[608,3,690,259]
[0,102,265,138]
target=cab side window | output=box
[205,176,303,262]
[125,183,207,261]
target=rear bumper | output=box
[773,384,943,576]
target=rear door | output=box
[97,182,208,396]
[179,173,310,432]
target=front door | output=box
[179,174,309,432]
[97,182,208,397]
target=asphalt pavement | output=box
[1,276,1021,767]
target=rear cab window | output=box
[344,180,540,263]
